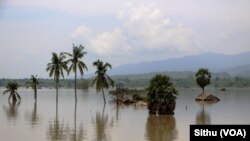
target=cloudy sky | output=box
[0,0,250,78]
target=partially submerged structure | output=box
[195,93,220,101]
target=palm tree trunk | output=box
[102,88,106,104]
[74,101,77,131]
[34,85,37,101]
[75,71,77,103]
[12,93,17,103]
[73,101,77,140]
[202,87,204,94]
[34,101,37,119]
[102,103,106,118]
[56,96,58,124]
[56,80,58,104]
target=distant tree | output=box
[46,52,68,103]
[3,81,21,102]
[147,74,178,114]
[92,59,114,104]
[64,44,88,102]
[26,75,40,101]
[195,68,211,93]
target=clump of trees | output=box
[147,74,178,115]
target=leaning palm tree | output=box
[195,68,211,94]
[26,75,40,101]
[46,52,68,103]
[3,81,21,102]
[92,59,114,104]
[64,44,88,102]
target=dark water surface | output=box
[0,88,250,141]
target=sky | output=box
[0,0,250,78]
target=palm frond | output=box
[16,92,21,100]
[104,63,112,69]
[49,68,55,77]
[106,75,114,87]
[79,61,88,70]
[62,52,73,57]
[78,63,84,75]
[46,65,52,72]
[8,94,12,101]
[3,90,10,95]
[68,64,73,75]
[92,77,98,86]
[60,67,65,79]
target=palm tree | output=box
[64,44,88,102]
[92,59,114,104]
[3,81,21,102]
[26,75,40,101]
[147,74,178,114]
[46,52,68,103]
[195,68,211,94]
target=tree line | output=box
[1,74,250,89]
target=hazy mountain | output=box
[111,71,231,80]
[225,64,250,77]
[110,52,250,75]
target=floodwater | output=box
[0,88,250,141]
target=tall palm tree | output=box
[195,68,211,94]
[46,52,68,103]
[26,75,40,101]
[64,44,88,102]
[92,59,114,104]
[3,81,21,102]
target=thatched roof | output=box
[195,93,220,101]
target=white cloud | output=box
[71,25,92,38]
[72,2,201,58]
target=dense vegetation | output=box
[1,72,250,89]
[147,74,178,115]
[0,78,89,89]
[111,72,250,88]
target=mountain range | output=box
[110,52,250,77]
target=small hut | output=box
[195,93,220,101]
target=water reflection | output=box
[3,100,21,121]
[47,102,68,141]
[47,102,85,141]
[195,103,211,125]
[92,105,114,141]
[69,102,85,141]
[146,115,178,141]
[111,104,122,122]
[25,101,40,127]
[31,102,38,125]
